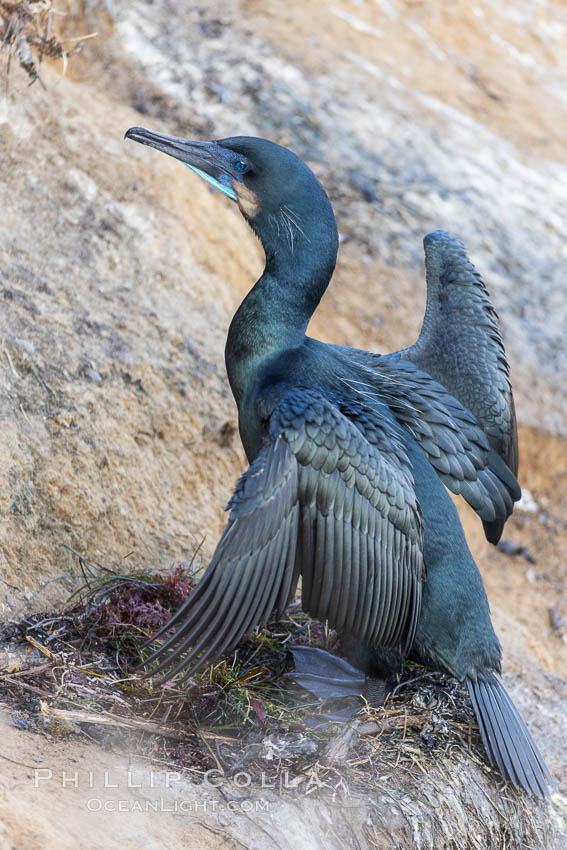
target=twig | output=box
[0,751,42,770]
[25,635,55,659]
[6,574,85,623]
[0,675,54,698]
[42,704,196,744]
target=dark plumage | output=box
[398,229,519,543]
[125,126,550,797]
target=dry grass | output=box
[0,1,95,86]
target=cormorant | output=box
[125,126,551,797]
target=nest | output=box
[0,554,558,849]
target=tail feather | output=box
[467,671,553,798]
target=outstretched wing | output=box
[144,388,424,682]
[400,230,519,541]
[286,391,423,653]
[338,354,520,541]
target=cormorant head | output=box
[125,127,338,277]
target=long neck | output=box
[225,214,338,406]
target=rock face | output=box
[0,1,566,847]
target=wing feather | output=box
[342,356,520,535]
[332,232,520,544]
[143,389,424,680]
[402,230,519,541]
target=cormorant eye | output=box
[235,160,247,172]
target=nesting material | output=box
[0,563,558,849]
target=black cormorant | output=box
[125,126,551,797]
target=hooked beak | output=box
[125,126,239,201]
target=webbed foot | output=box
[290,645,388,707]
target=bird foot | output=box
[289,645,388,707]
